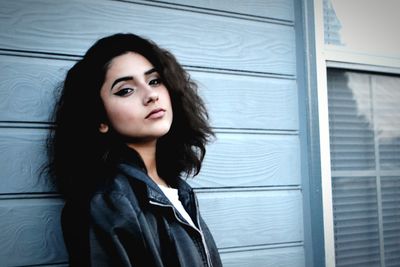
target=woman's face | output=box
[99,52,173,143]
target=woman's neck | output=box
[127,141,168,186]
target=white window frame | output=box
[313,0,400,266]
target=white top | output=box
[157,184,198,230]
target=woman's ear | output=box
[99,123,109,133]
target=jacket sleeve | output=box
[88,192,162,267]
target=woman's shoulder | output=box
[89,172,143,213]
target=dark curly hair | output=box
[47,33,214,199]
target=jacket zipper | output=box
[149,200,213,267]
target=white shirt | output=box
[157,184,198,230]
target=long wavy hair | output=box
[47,33,214,199]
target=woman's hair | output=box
[47,33,214,199]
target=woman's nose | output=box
[144,87,159,105]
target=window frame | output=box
[313,0,400,266]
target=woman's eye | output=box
[114,88,134,96]
[149,78,162,86]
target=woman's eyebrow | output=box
[144,68,157,75]
[111,76,133,90]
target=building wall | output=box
[0,0,309,266]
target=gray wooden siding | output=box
[0,0,306,266]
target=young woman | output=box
[47,33,222,267]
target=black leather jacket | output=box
[61,147,222,267]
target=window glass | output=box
[324,0,400,57]
[328,69,400,266]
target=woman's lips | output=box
[145,108,166,119]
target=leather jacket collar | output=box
[113,145,195,211]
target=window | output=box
[328,69,400,267]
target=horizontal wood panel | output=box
[221,246,305,267]
[0,198,67,266]
[192,132,301,187]
[0,55,298,131]
[193,71,298,130]
[198,189,304,248]
[0,128,55,194]
[0,0,295,75]
[138,0,294,21]
[0,55,73,123]
[0,128,300,194]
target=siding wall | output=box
[0,0,307,266]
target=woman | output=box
[47,33,222,267]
